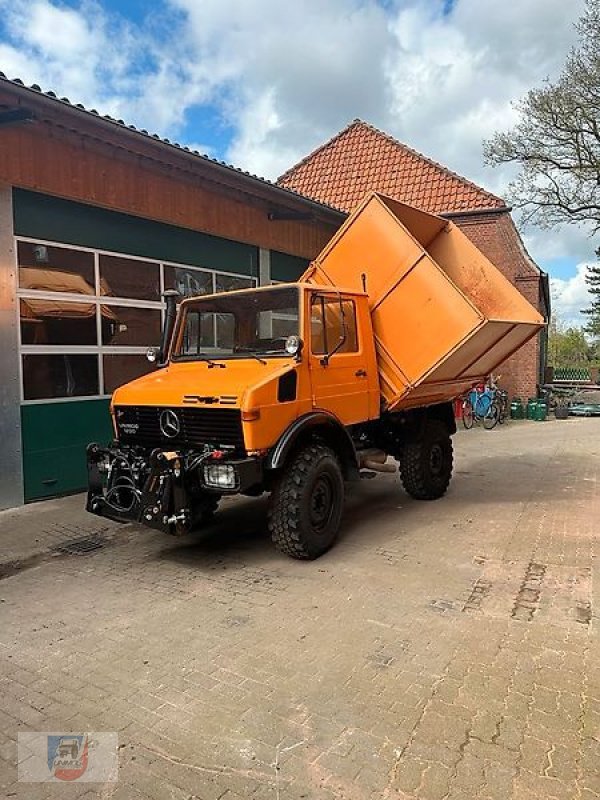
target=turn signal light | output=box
[241,409,261,421]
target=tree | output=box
[547,318,593,366]
[483,0,600,234]
[583,246,600,339]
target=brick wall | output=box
[452,211,545,401]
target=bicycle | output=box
[490,389,508,425]
[462,388,500,430]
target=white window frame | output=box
[15,237,257,404]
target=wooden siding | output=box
[0,96,339,260]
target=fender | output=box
[266,411,360,478]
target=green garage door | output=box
[22,400,113,501]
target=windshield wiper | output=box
[205,358,226,368]
[245,352,267,365]
[233,347,267,365]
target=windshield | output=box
[173,286,299,360]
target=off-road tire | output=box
[398,421,453,500]
[268,443,344,560]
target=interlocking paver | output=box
[0,417,599,798]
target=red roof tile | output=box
[277,120,506,215]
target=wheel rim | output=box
[429,443,444,476]
[310,475,334,533]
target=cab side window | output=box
[311,296,358,355]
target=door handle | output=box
[355,369,367,377]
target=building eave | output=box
[0,74,346,227]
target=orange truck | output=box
[86,193,544,559]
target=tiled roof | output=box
[0,73,344,221]
[277,120,506,215]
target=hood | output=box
[112,358,294,409]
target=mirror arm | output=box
[320,291,347,365]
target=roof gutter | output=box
[441,205,511,219]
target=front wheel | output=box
[190,495,220,530]
[483,403,500,430]
[267,443,344,560]
[398,421,453,500]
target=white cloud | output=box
[170,0,393,178]
[168,0,592,269]
[551,263,594,327]
[0,0,204,131]
[0,0,593,278]
[523,223,598,268]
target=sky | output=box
[0,0,596,326]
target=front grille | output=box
[114,406,244,450]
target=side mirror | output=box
[146,346,160,364]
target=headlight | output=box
[203,464,237,489]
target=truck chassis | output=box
[87,404,456,559]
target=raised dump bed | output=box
[303,192,545,411]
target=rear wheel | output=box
[399,421,453,500]
[462,399,474,429]
[483,403,500,430]
[267,443,344,560]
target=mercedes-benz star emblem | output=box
[160,409,181,438]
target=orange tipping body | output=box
[302,192,545,411]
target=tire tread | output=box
[399,421,453,500]
[268,443,342,559]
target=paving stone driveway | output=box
[0,417,599,800]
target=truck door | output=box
[308,293,372,424]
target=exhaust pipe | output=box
[358,449,397,474]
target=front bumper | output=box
[86,442,262,534]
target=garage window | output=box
[17,239,257,402]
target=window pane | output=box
[311,297,326,355]
[22,354,99,400]
[175,288,298,359]
[336,300,358,353]
[216,314,235,348]
[164,266,213,298]
[215,273,254,293]
[18,242,95,294]
[272,315,298,339]
[100,306,161,347]
[207,274,256,354]
[99,255,159,300]
[179,311,216,355]
[311,297,358,355]
[103,355,156,394]
[20,299,97,345]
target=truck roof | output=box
[178,281,367,308]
